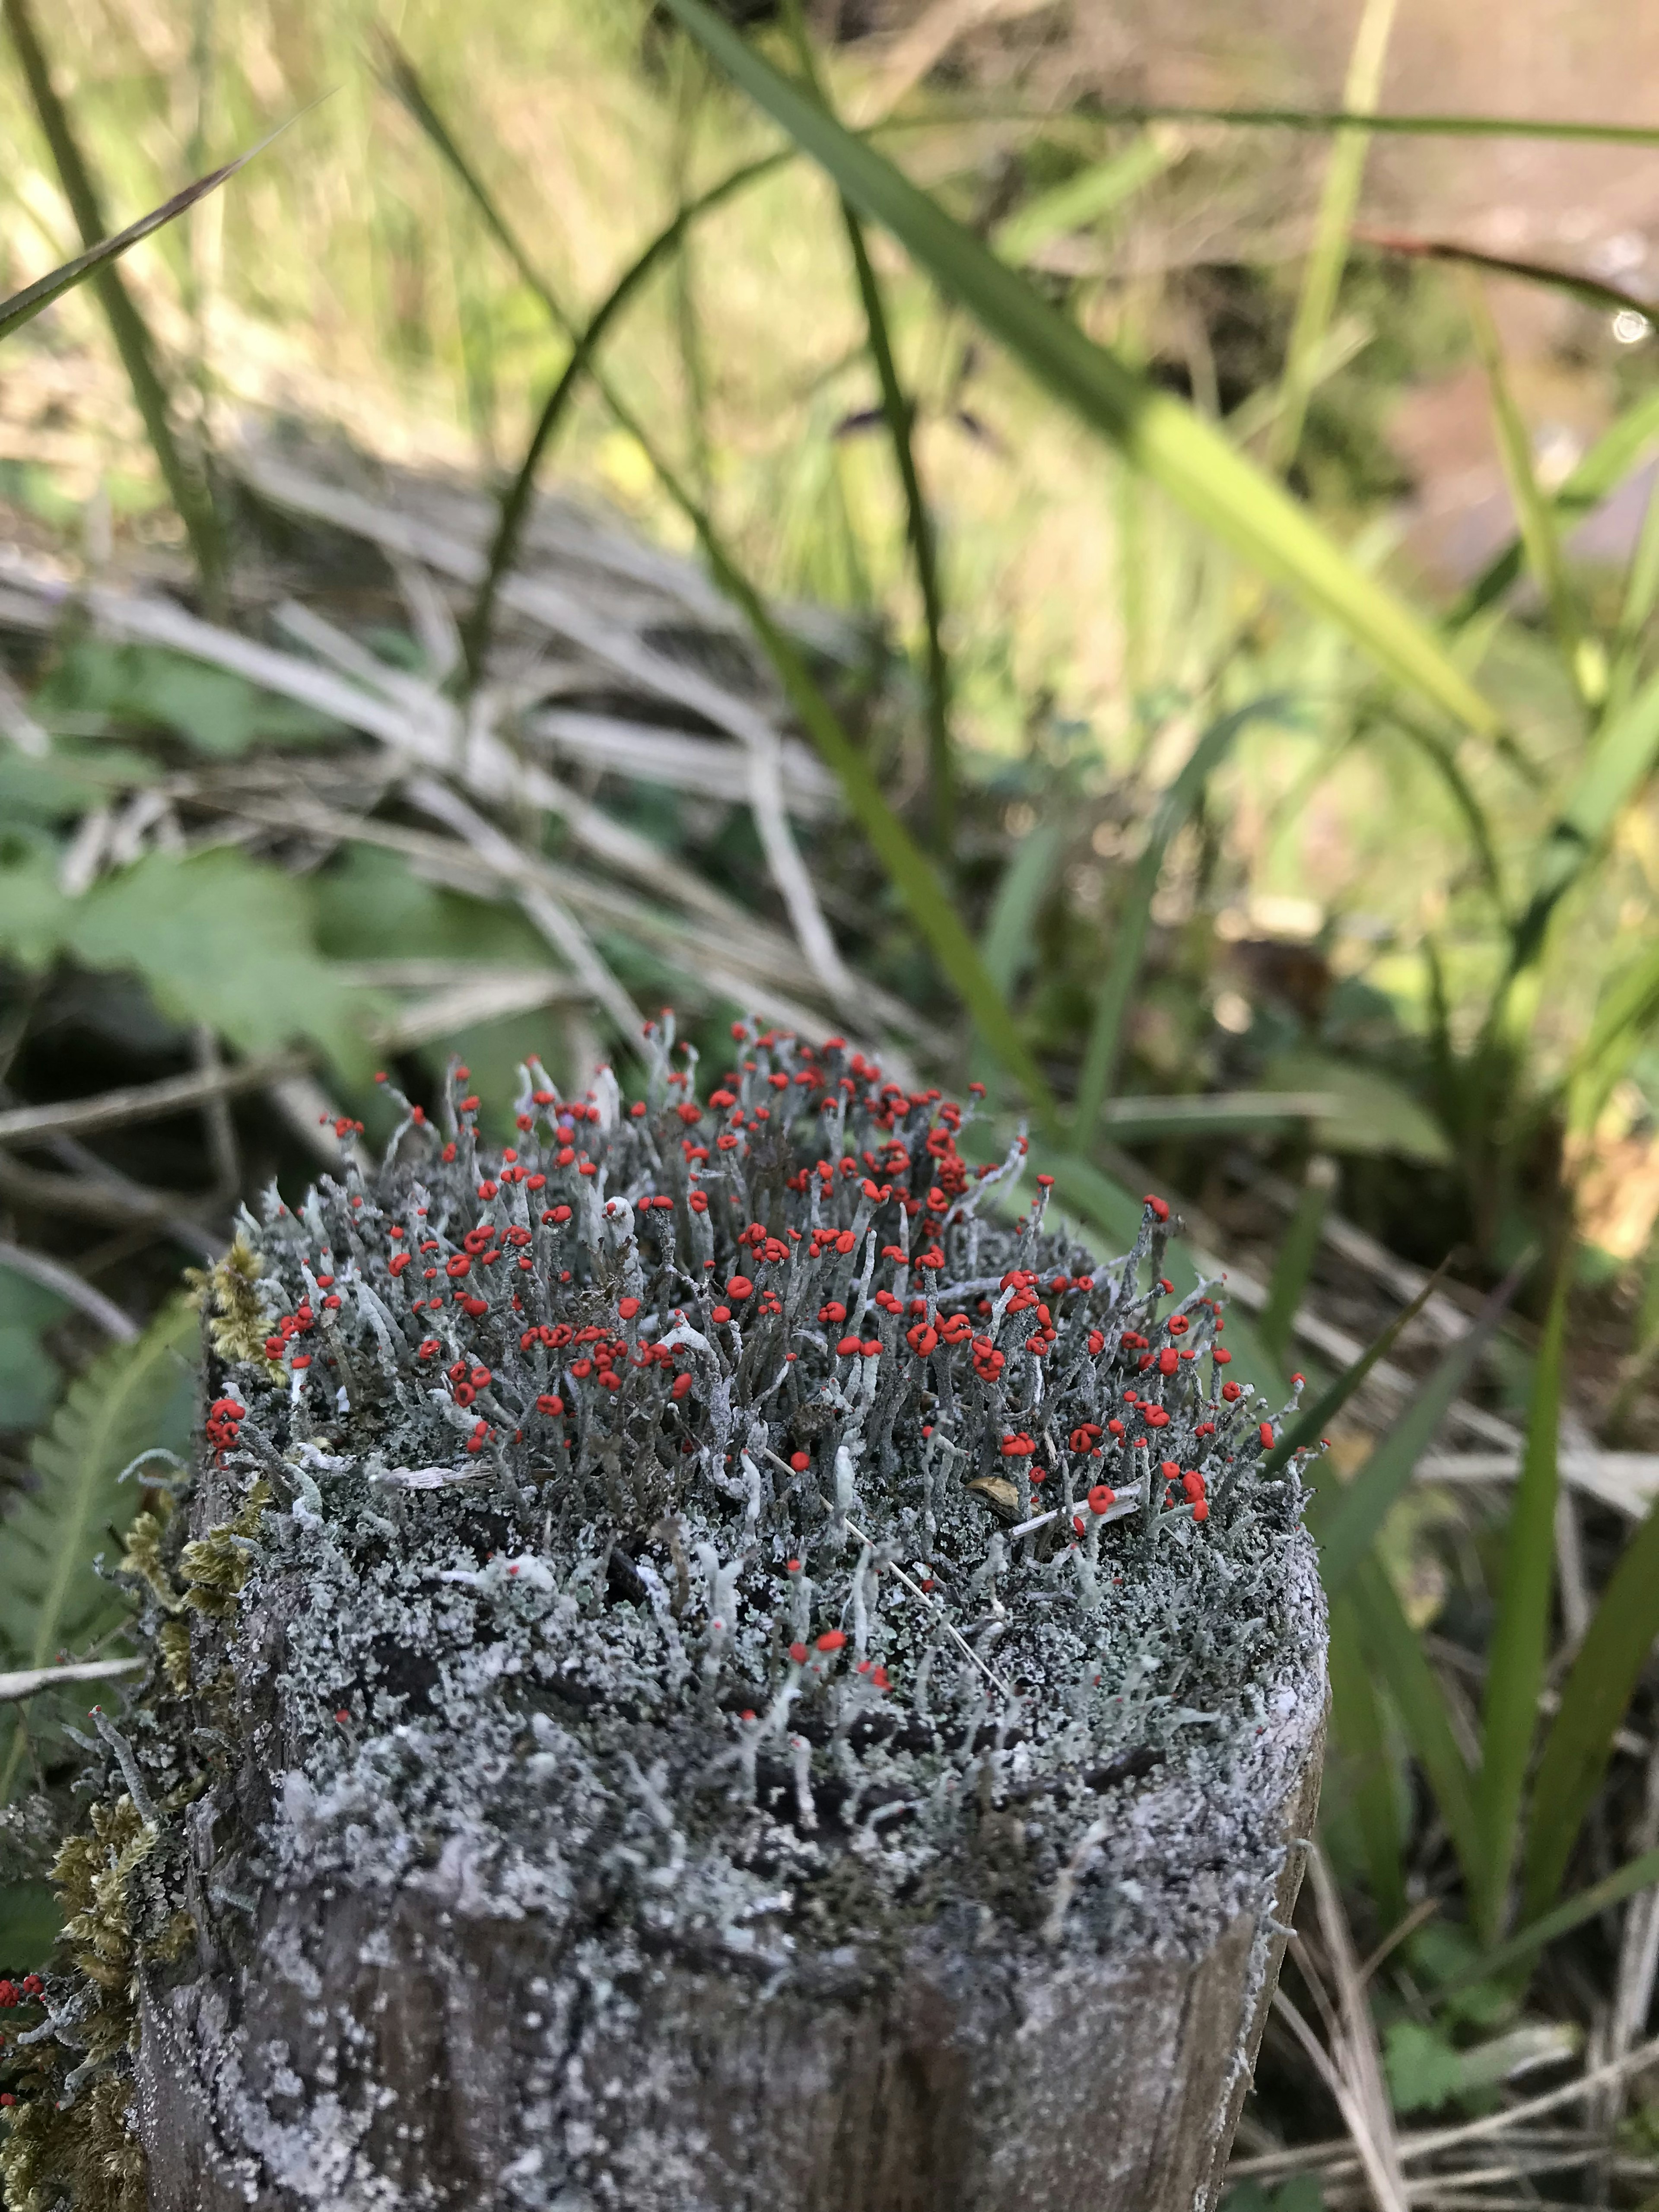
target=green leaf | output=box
[0,741,160,824]
[1351,1551,1481,1886]
[657,0,1501,737]
[1382,2018,1577,2114]
[1522,1485,1659,1922]
[35,641,344,756]
[1312,1256,1531,1598]
[0,846,380,1081]
[1074,699,1290,1143]
[1471,1256,1567,1944]
[1259,1048,1452,1163]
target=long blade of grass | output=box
[1064,103,1659,152]
[1452,385,1659,629]
[657,0,1503,737]
[990,132,1179,264]
[467,154,787,685]
[982,823,1064,997]
[1260,1156,1336,1369]
[1351,1551,1481,1885]
[1313,1253,1533,1599]
[0,128,285,343]
[1383,709,1508,910]
[1268,0,1398,475]
[1363,227,1659,320]
[781,1,954,854]
[1072,696,1290,1144]
[1605,461,1659,725]
[1521,1487,1659,1922]
[1463,277,1593,707]
[1509,660,1659,975]
[378,32,785,687]
[1449,1844,1659,1995]
[1471,1252,1568,1944]
[387,44,1055,1120]
[2,0,228,603]
[1561,941,1659,1134]
[1329,1590,1408,1923]
[1260,1261,1451,1483]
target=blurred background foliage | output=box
[3,0,1659,2200]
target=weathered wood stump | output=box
[16,1031,1326,2212]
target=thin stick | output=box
[0,1656,142,1705]
[842,1512,1016,1701]
[1270,1987,1409,2212]
[0,1050,308,1145]
[0,1237,139,1341]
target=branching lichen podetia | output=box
[2,1015,1324,2208]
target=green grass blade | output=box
[1351,1551,1481,1887]
[1606,466,1659,725]
[1452,385,1659,629]
[1313,1255,1532,1599]
[990,133,1178,264]
[1446,1843,1659,1996]
[462,144,788,687]
[781,1,953,853]
[1521,1488,1659,1922]
[378,32,787,686]
[2,0,228,604]
[1463,278,1592,706]
[1260,1156,1336,1368]
[1329,1589,1407,1922]
[387,44,1055,1120]
[1268,0,1397,474]
[1072,696,1289,1144]
[1066,102,1659,152]
[1471,1255,1568,1944]
[1562,942,1659,1135]
[982,823,1064,998]
[1384,710,1508,910]
[1510,661,1659,975]
[1261,1262,1450,1483]
[0,127,284,345]
[657,0,1502,737]
[1098,1091,1338,1136]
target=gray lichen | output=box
[4,1019,1325,2211]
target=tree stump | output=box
[12,1030,1326,2212]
